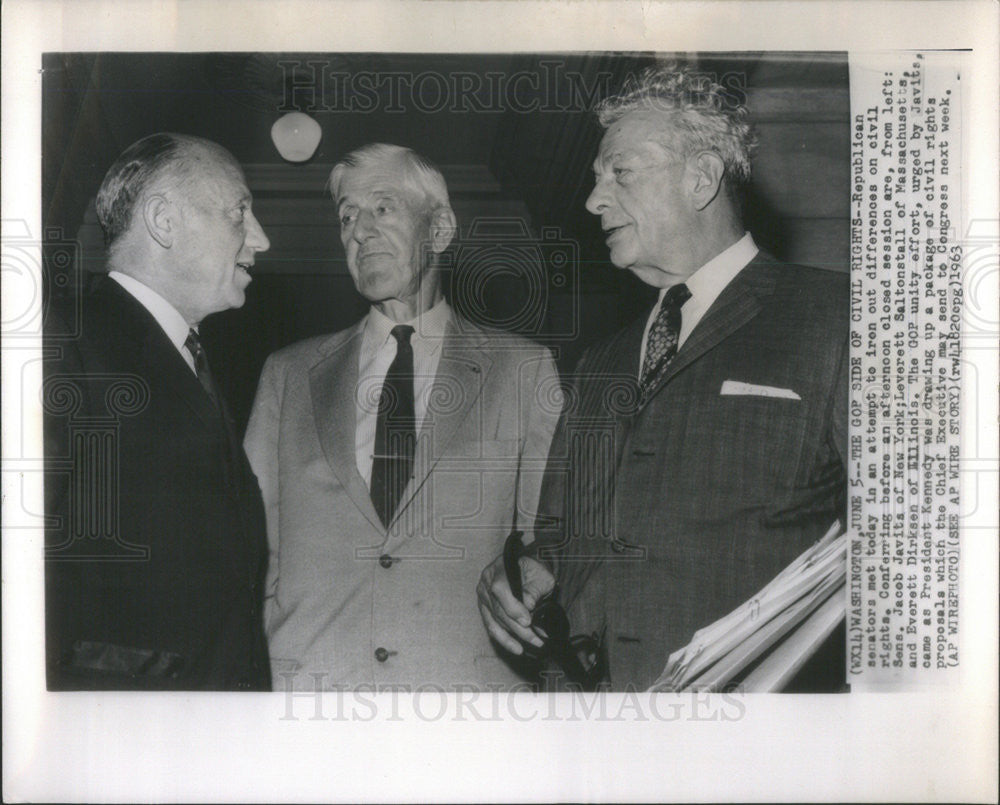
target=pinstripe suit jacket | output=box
[534,252,849,690]
[245,311,560,690]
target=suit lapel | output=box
[308,324,384,531]
[641,252,780,406]
[606,314,646,383]
[306,312,492,532]
[142,326,226,429]
[392,315,492,523]
[99,278,224,430]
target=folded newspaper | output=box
[648,520,846,693]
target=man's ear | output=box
[429,206,457,254]
[142,194,175,248]
[689,151,726,211]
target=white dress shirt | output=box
[108,271,199,375]
[355,298,451,486]
[638,232,759,378]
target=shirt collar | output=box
[678,232,758,305]
[108,271,193,351]
[364,298,452,348]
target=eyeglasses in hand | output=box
[503,530,607,691]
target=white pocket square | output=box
[720,380,801,400]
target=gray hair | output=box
[95,132,224,250]
[328,143,450,212]
[596,64,757,187]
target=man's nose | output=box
[353,209,377,241]
[585,179,608,216]
[246,210,271,253]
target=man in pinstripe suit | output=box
[478,65,848,691]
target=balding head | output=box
[96,133,238,256]
[96,132,270,325]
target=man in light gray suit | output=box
[245,143,560,691]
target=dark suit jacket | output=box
[43,277,270,690]
[534,252,849,690]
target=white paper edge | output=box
[2,2,997,802]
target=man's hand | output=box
[477,553,555,655]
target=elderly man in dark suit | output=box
[478,65,848,691]
[44,133,273,690]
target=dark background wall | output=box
[42,51,850,432]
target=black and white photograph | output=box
[3,1,997,802]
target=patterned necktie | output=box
[370,325,416,528]
[639,283,691,396]
[184,329,221,410]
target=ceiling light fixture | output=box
[270,112,322,162]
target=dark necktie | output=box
[185,329,241,483]
[639,283,691,397]
[370,325,416,528]
[184,329,222,410]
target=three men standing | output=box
[45,64,847,693]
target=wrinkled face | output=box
[585,111,696,284]
[171,151,270,323]
[336,160,438,309]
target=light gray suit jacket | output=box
[245,311,560,690]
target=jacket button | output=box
[374,647,389,662]
[379,554,394,569]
